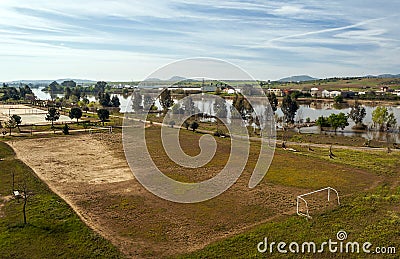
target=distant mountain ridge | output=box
[4,79,96,85]
[278,75,318,82]
[371,74,400,78]
[3,73,400,86]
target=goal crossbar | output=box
[296,187,340,219]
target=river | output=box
[32,88,400,142]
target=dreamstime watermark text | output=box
[257,231,396,255]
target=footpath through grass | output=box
[0,142,124,259]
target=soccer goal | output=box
[296,187,340,219]
[88,126,113,134]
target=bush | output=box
[190,121,199,132]
[62,124,69,135]
[214,129,225,137]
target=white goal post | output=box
[297,187,340,219]
[88,126,113,134]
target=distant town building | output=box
[224,88,236,94]
[266,88,283,97]
[202,85,217,92]
[310,87,322,97]
[330,91,342,98]
[341,91,356,98]
[321,90,330,98]
[380,86,389,92]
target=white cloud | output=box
[0,0,400,81]
[274,5,304,15]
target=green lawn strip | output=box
[0,142,124,258]
[293,146,400,176]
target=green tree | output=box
[61,80,76,88]
[11,114,22,132]
[111,95,120,107]
[0,122,7,137]
[49,81,60,93]
[267,93,278,113]
[327,112,349,133]
[65,87,72,100]
[97,109,110,126]
[281,95,299,124]
[95,81,107,93]
[19,85,33,99]
[45,107,60,128]
[160,89,174,114]
[348,102,366,127]
[232,93,243,116]
[190,121,199,132]
[213,98,227,118]
[171,103,184,114]
[69,107,83,123]
[5,116,17,135]
[334,95,343,103]
[131,91,143,112]
[232,93,252,119]
[372,106,397,131]
[315,116,330,129]
[183,96,197,115]
[98,92,111,107]
[1,86,20,101]
[143,94,155,111]
[71,88,81,100]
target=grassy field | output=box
[178,145,400,258]
[179,186,399,258]
[1,124,399,258]
[0,142,123,259]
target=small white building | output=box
[225,88,236,94]
[310,87,321,97]
[321,90,330,98]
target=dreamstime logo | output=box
[336,230,347,241]
[122,58,276,203]
[257,230,396,255]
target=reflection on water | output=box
[32,88,400,142]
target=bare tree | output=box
[329,145,336,159]
[17,179,32,225]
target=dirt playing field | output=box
[9,128,383,258]
[0,104,73,125]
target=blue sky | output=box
[1,0,399,81]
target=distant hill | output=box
[143,77,161,82]
[56,78,97,84]
[169,76,187,82]
[376,74,400,78]
[363,74,400,79]
[278,75,318,82]
[169,76,199,82]
[5,79,96,85]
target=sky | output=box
[1,0,400,82]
